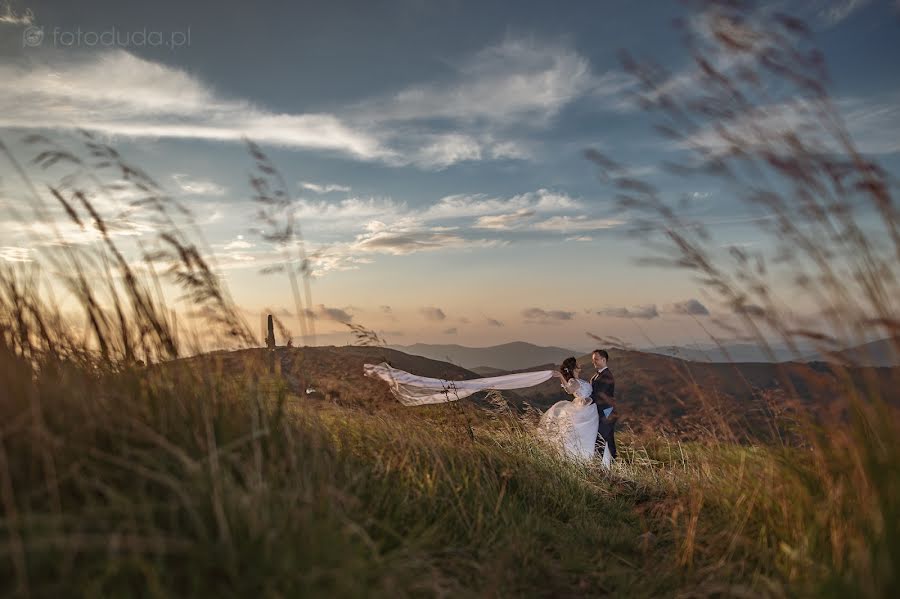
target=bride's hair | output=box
[559,357,578,381]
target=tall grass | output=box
[1,1,898,597]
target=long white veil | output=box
[363,363,554,406]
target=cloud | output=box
[0,50,391,160]
[420,306,446,321]
[0,37,629,170]
[357,37,597,127]
[299,181,352,194]
[350,220,503,256]
[565,235,593,242]
[522,307,575,323]
[596,305,659,319]
[304,304,353,323]
[667,299,710,316]
[486,318,504,327]
[0,3,32,24]
[817,0,871,26]
[423,189,580,220]
[474,208,535,230]
[443,327,458,335]
[380,305,396,321]
[533,215,623,232]
[172,174,227,196]
[222,235,254,251]
[684,95,900,158]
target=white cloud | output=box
[359,37,596,126]
[0,35,625,170]
[473,208,535,230]
[299,181,352,194]
[533,215,623,232]
[172,174,227,196]
[423,188,580,220]
[0,3,33,25]
[223,235,254,251]
[0,50,391,160]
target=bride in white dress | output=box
[538,357,600,462]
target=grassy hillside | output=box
[2,346,898,597]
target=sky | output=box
[1,0,899,351]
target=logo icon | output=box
[23,26,44,47]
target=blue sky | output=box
[1,0,898,350]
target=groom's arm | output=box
[595,371,616,411]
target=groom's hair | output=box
[592,349,609,361]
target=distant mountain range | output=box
[388,338,899,371]
[386,342,580,371]
[803,337,899,368]
[644,338,899,366]
[641,344,802,363]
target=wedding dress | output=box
[537,377,600,462]
[363,363,606,464]
[363,363,554,405]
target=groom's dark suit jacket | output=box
[590,368,615,414]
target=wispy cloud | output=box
[533,215,623,232]
[666,299,710,316]
[817,0,871,26]
[420,306,447,321]
[0,50,392,160]
[299,181,352,194]
[350,220,503,256]
[304,304,353,323]
[0,3,33,25]
[522,307,575,324]
[172,174,227,196]
[357,37,597,126]
[473,208,535,230]
[596,305,660,319]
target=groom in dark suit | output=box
[590,349,617,464]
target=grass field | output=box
[1,349,897,597]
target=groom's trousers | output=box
[596,417,617,461]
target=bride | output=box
[538,357,600,462]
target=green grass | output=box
[2,354,896,598]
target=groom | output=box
[590,349,617,466]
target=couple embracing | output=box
[538,350,617,468]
